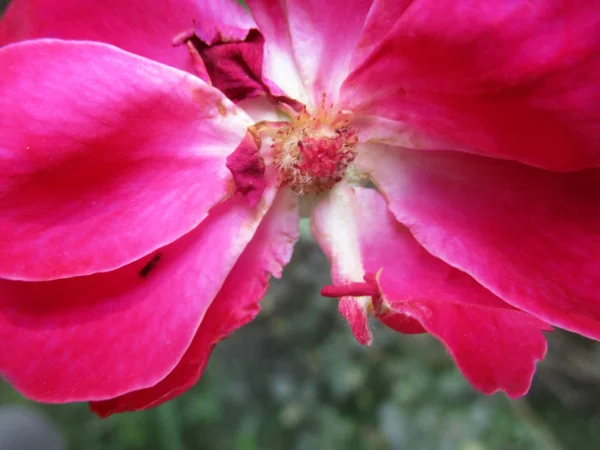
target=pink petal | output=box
[384,299,549,397]
[0,40,251,280]
[339,186,548,397]
[311,182,375,345]
[0,186,279,403]
[337,297,372,345]
[359,146,600,341]
[354,115,464,151]
[341,1,600,170]
[247,0,374,105]
[350,0,414,67]
[0,0,253,75]
[89,188,299,416]
[244,0,308,104]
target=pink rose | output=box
[1,0,598,417]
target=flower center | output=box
[272,105,358,194]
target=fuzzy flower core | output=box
[272,102,358,194]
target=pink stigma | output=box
[321,273,380,299]
[295,135,355,188]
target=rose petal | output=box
[0,0,253,74]
[359,146,600,341]
[90,188,299,416]
[342,0,600,170]
[0,39,251,280]
[237,97,283,123]
[311,182,375,345]
[247,0,373,105]
[244,0,308,104]
[350,0,414,67]
[341,186,548,397]
[386,300,548,397]
[354,115,464,151]
[0,184,278,402]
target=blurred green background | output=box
[1,0,600,449]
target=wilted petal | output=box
[0,40,251,280]
[226,129,266,207]
[0,0,253,75]
[359,146,600,341]
[0,187,278,402]
[180,27,302,109]
[247,0,374,105]
[90,188,299,416]
[337,187,548,397]
[342,0,600,170]
[182,29,270,101]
